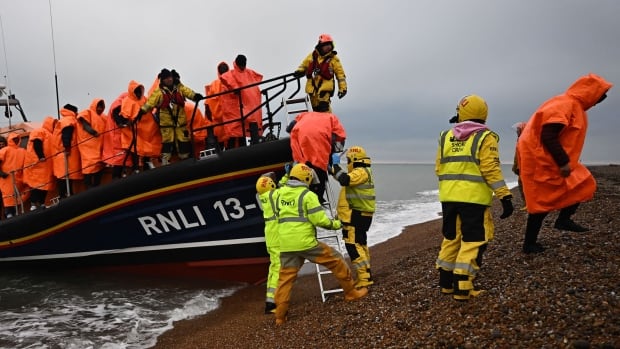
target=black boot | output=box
[554,219,589,232]
[523,212,547,253]
[264,301,276,314]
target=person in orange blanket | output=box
[220,55,263,149]
[518,73,613,254]
[104,92,131,179]
[204,62,230,150]
[24,117,57,210]
[52,104,82,198]
[120,80,161,173]
[0,132,27,218]
[288,101,346,204]
[77,98,107,188]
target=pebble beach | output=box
[152,165,620,349]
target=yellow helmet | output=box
[255,175,276,194]
[346,146,371,166]
[457,95,488,122]
[290,163,313,186]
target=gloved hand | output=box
[499,196,514,219]
[284,162,293,174]
[337,90,347,99]
[330,164,342,176]
[285,120,297,133]
[193,93,204,102]
[293,70,305,78]
[331,153,341,165]
[332,219,342,230]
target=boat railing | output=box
[1,72,304,219]
[188,72,302,154]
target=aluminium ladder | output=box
[314,230,347,302]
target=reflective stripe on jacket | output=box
[437,129,508,205]
[275,180,340,252]
[259,189,280,249]
[345,167,375,213]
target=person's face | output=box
[96,102,105,115]
[319,43,333,54]
[162,76,174,87]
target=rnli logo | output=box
[280,199,295,206]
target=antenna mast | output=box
[0,13,13,128]
[48,0,60,119]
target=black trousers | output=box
[523,203,579,245]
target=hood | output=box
[60,106,77,119]
[88,98,105,114]
[42,116,57,133]
[7,132,21,148]
[565,73,613,111]
[127,80,144,100]
[452,121,489,141]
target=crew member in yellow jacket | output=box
[139,69,203,164]
[435,95,513,301]
[294,33,347,112]
[256,173,280,314]
[330,146,376,288]
[273,163,367,325]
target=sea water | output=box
[0,163,517,349]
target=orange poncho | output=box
[0,132,27,206]
[52,107,83,180]
[290,111,346,170]
[517,73,613,213]
[24,117,57,191]
[77,98,106,174]
[219,61,263,138]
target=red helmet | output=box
[318,33,333,44]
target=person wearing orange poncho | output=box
[24,117,57,210]
[204,62,230,149]
[0,132,27,218]
[120,80,161,173]
[103,92,131,179]
[184,101,208,158]
[288,101,346,204]
[52,104,83,198]
[220,55,263,149]
[139,69,202,165]
[77,98,106,188]
[517,73,613,254]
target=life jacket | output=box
[437,129,494,205]
[159,86,186,110]
[305,51,334,80]
[345,167,376,213]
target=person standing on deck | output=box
[273,163,367,325]
[0,132,26,218]
[139,69,202,164]
[204,62,230,150]
[435,95,513,301]
[517,73,612,254]
[77,98,106,189]
[24,117,57,210]
[330,145,376,288]
[120,80,161,173]
[219,55,263,149]
[52,104,82,198]
[293,33,347,112]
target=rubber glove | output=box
[499,196,514,219]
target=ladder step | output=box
[323,289,343,295]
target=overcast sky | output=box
[0,0,618,164]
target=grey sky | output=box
[1,0,618,164]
